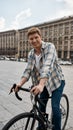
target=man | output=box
[14,27,65,130]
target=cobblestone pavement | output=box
[0,61,73,130]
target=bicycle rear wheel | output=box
[60,94,69,130]
[48,93,69,130]
[2,112,46,130]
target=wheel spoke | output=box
[60,94,69,130]
[2,113,45,130]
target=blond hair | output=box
[27,27,41,37]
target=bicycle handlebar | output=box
[15,87,30,101]
[9,84,45,107]
[9,84,31,101]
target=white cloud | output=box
[46,9,73,22]
[0,17,5,31]
[46,0,73,22]
[56,0,73,7]
[10,8,32,29]
[56,0,73,18]
[0,1,73,32]
[64,0,73,7]
[0,8,32,32]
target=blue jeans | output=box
[39,80,65,130]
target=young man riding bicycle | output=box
[14,27,65,130]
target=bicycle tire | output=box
[2,112,46,130]
[60,94,69,130]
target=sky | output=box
[0,0,73,32]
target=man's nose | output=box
[33,38,36,42]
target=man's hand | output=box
[30,78,48,95]
[9,84,21,94]
[14,84,21,92]
[30,84,44,95]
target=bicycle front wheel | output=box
[60,94,69,130]
[2,112,46,130]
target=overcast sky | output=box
[0,0,73,32]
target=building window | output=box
[64,27,69,35]
[64,36,68,40]
[49,38,52,42]
[58,51,61,58]
[58,37,62,45]
[49,26,53,36]
[64,51,67,59]
[54,25,58,36]
[70,41,73,51]
[70,36,73,39]
[64,37,68,46]
[71,26,73,34]
[71,21,73,26]
[70,51,73,60]
[65,22,69,27]
[58,45,62,50]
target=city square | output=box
[0,60,73,130]
[0,0,73,130]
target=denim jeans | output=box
[39,80,65,130]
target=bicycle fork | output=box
[24,106,37,130]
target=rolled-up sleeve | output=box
[40,44,56,79]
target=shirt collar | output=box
[41,41,46,49]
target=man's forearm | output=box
[17,77,27,87]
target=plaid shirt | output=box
[22,41,65,94]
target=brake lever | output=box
[9,83,16,94]
[9,83,22,101]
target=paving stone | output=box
[0,61,73,130]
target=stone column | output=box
[67,36,70,60]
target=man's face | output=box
[28,33,42,49]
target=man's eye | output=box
[35,37,38,39]
[30,38,33,40]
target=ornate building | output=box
[0,30,18,56]
[0,16,73,61]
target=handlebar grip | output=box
[15,87,30,101]
[15,88,30,101]
[15,92,22,101]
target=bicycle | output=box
[2,84,69,130]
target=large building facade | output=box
[0,16,73,61]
